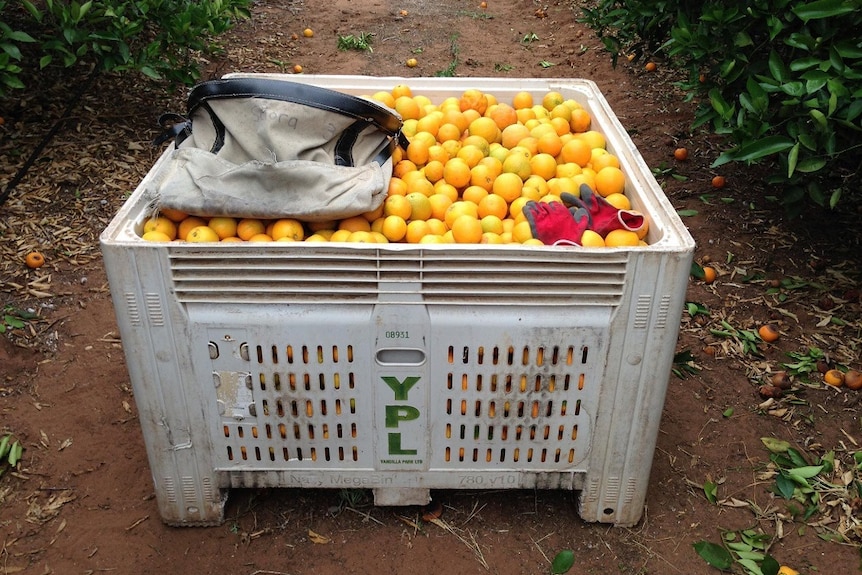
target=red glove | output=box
[562,185,644,237]
[523,201,590,246]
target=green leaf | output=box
[760,437,790,453]
[713,136,794,167]
[796,157,827,173]
[693,541,733,570]
[677,209,699,217]
[723,408,734,418]
[768,50,788,83]
[792,0,858,22]
[737,558,765,575]
[788,464,824,479]
[776,473,796,499]
[704,481,718,504]
[761,555,780,575]
[787,142,799,177]
[551,550,575,574]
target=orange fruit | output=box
[394,159,418,179]
[394,96,422,121]
[437,123,463,143]
[177,216,207,240]
[502,152,532,181]
[388,177,408,196]
[158,207,188,222]
[457,144,486,168]
[186,226,221,243]
[469,164,495,191]
[560,138,591,167]
[758,324,780,343]
[371,91,396,108]
[423,159,445,183]
[462,185,489,206]
[674,147,689,161]
[208,217,238,240]
[444,200,479,229]
[247,233,274,243]
[492,172,523,204]
[406,58,418,68]
[459,89,488,115]
[477,193,509,219]
[824,369,845,387]
[405,220,432,244]
[428,193,454,221]
[844,370,862,391]
[500,124,531,150]
[488,103,518,130]
[549,116,572,137]
[569,108,591,133]
[512,91,534,110]
[405,192,433,221]
[580,230,605,247]
[702,266,717,284]
[443,158,472,188]
[339,216,372,232]
[577,130,607,150]
[480,215,505,235]
[383,194,413,220]
[469,116,502,144]
[270,218,305,241]
[403,172,435,197]
[529,153,558,181]
[381,215,408,242]
[541,91,564,112]
[427,144,450,165]
[549,104,572,123]
[555,163,581,179]
[508,196,530,220]
[391,84,413,99]
[406,139,430,166]
[594,166,626,197]
[644,61,657,72]
[515,136,539,157]
[441,108,469,133]
[143,216,178,240]
[426,218,448,236]
[604,229,640,247]
[712,175,726,188]
[536,132,563,157]
[434,181,460,201]
[25,251,46,267]
[451,214,483,244]
[590,151,621,172]
[141,231,172,242]
[603,193,631,211]
[511,220,534,243]
[237,219,266,241]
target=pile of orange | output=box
[141,85,649,248]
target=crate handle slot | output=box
[375,348,426,366]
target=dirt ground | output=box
[1,0,861,574]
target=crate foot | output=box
[372,487,430,506]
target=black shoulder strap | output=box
[187,77,405,137]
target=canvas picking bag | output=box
[150,76,406,221]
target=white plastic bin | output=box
[100,75,695,527]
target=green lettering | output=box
[385,405,420,427]
[388,433,418,455]
[381,376,420,400]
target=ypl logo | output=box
[381,376,420,455]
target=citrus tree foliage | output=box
[0,0,250,94]
[580,0,862,214]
